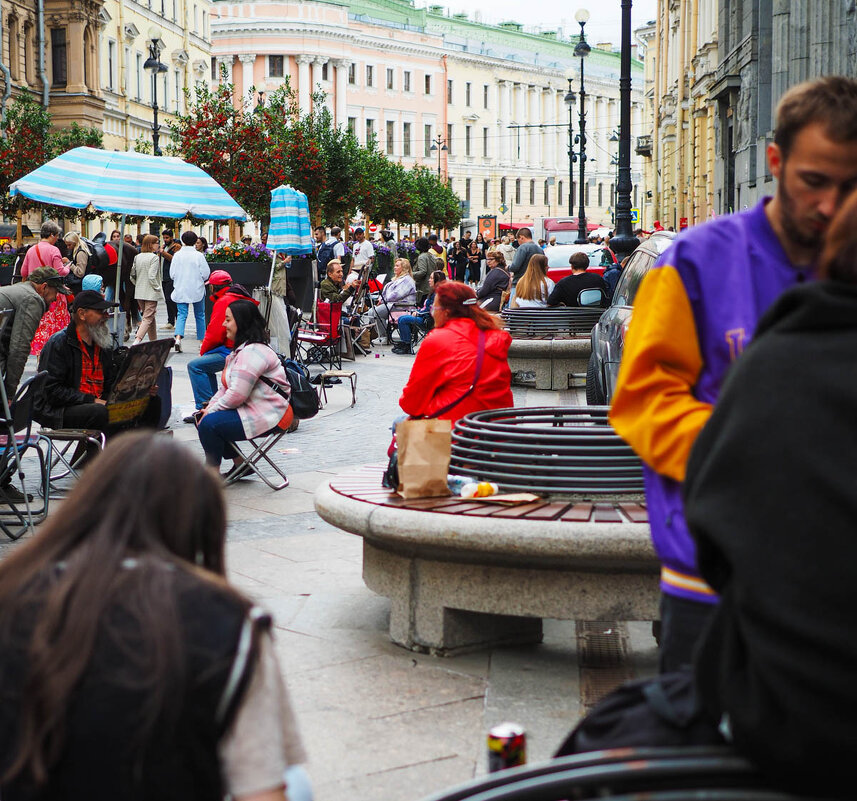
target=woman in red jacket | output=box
[398,281,513,424]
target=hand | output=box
[148,385,159,397]
[94,398,107,406]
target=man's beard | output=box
[776,170,826,251]
[88,320,113,348]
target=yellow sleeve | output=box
[608,264,712,483]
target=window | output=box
[483,84,489,108]
[348,62,356,84]
[347,117,357,134]
[500,177,506,202]
[544,180,550,205]
[598,183,603,206]
[24,24,34,84]
[465,125,472,157]
[8,17,19,81]
[194,4,199,30]
[515,179,521,204]
[136,53,143,100]
[174,69,182,112]
[529,180,535,205]
[483,179,489,206]
[107,40,115,90]
[210,56,216,81]
[51,28,66,86]
[465,82,471,106]
[465,178,471,203]
[403,122,412,156]
[558,180,564,207]
[424,74,431,94]
[386,120,395,154]
[447,124,453,154]
[201,10,207,38]
[172,0,177,22]
[366,118,375,144]
[386,67,394,90]
[366,65,374,86]
[322,62,329,80]
[403,71,411,92]
[424,124,432,157]
[585,183,590,205]
[483,127,489,158]
[268,55,284,78]
[447,79,453,104]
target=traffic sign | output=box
[499,203,509,214]
[368,222,378,233]
[630,208,639,224]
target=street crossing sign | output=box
[630,208,639,224]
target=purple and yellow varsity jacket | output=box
[609,199,814,604]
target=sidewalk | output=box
[8,323,658,801]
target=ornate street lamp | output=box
[429,134,448,179]
[143,27,169,156]
[568,9,591,244]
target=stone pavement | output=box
[5,323,658,801]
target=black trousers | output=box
[61,397,162,438]
[658,592,717,674]
[162,279,177,324]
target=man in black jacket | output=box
[547,252,609,307]
[35,291,159,435]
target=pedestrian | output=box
[609,75,857,673]
[158,228,181,331]
[497,235,515,272]
[129,234,164,345]
[0,432,307,801]
[109,229,141,339]
[195,236,209,254]
[411,237,435,303]
[169,230,211,353]
[466,241,481,285]
[509,228,543,285]
[547,252,608,307]
[350,227,375,277]
[62,232,89,294]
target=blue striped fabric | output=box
[266,185,312,255]
[9,147,247,220]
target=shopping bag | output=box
[395,418,452,499]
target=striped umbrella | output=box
[265,185,312,256]
[9,147,247,220]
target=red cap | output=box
[104,243,118,265]
[206,269,232,286]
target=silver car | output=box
[586,231,677,405]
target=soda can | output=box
[487,722,526,772]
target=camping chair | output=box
[297,301,343,370]
[223,427,291,491]
[0,371,52,540]
[38,428,106,496]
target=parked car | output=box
[586,231,677,405]
[544,244,612,281]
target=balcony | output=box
[635,135,653,157]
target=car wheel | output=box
[586,352,606,406]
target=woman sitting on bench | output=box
[196,300,292,480]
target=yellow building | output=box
[98,0,212,152]
[645,0,718,230]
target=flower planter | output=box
[206,261,272,288]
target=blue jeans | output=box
[175,298,206,339]
[397,314,424,345]
[196,409,247,468]
[187,347,229,409]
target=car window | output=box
[612,250,655,306]
[588,248,604,266]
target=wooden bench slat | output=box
[592,504,622,523]
[489,501,556,519]
[620,503,649,523]
[561,503,593,522]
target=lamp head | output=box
[574,8,590,24]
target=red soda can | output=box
[487,722,526,772]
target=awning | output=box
[9,147,247,220]
[498,222,533,230]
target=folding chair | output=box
[0,371,52,540]
[38,428,106,496]
[297,301,343,370]
[223,426,290,491]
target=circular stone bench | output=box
[507,337,592,391]
[314,466,659,656]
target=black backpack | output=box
[261,355,320,420]
[316,240,337,275]
[79,237,111,275]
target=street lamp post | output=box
[143,27,169,156]
[429,134,448,179]
[565,10,591,244]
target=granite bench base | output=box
[314,475,659,656]
[507,338,592,391]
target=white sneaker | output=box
[371,337,386,345]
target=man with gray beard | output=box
[34,291,159,437]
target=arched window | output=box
[8,16,20,81]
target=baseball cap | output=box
[71,290,119,313]
[28,267,71,294]
[206,269,232,286]
[354,227,365,235]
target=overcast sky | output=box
[420,0,658,46]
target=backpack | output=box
[261,355,320,420]
[79,237,111,275]
[316,240,337,278]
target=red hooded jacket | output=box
[399,317,513,423]
[199,287,258,355]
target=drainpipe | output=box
[37,0,48,107]
[0,10,12,130]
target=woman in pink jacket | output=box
[196,300,291,480]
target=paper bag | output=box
[396,418,452,499]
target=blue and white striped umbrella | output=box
[9,147,247,220]
[266,185,312,255]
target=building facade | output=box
[710,0,857,214]
[211,0,647,230]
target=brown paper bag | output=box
[396,418,452,499]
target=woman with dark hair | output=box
[449,241,469,283]
[196,299,292,478]
[475,250,511,312]
[465,241,482,285]
[0,433,306,801]
[398,281,513,422]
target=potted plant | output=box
[204,241,274,288]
